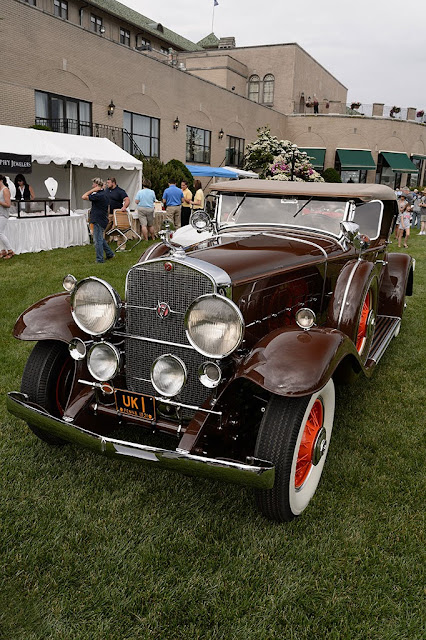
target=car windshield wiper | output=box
[293,197,313,218]
[230,194,247,219]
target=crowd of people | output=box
[394,186,426,248]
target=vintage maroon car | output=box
[7,181,413,522]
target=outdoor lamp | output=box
[99,25,106,34]
[173,116,180,130]
[107,100,115,116]
[218,128,224,140]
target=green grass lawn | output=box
[1,235,424,640]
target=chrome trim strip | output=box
[111,331,194,350]
[125,303,184,316]
[7,392,274,490]
[337,262,358,329]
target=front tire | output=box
[20,340,75,445]
[254,378,335,522]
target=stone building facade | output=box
[1,0,425,187]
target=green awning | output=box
[381,152,419,173]
[336,149,376,171]
[299,148,326,169]
[411,154,426,160]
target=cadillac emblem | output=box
[156,301,171,319]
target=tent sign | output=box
[0,153,32,174]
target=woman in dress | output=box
[397,204,411,248]
[0,175,14,259]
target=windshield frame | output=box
[216,192,350,239]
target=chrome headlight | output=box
[295,308,316,330]
[151,354,187,397]
[87,342,121,381]
[71,277,121,335]
[185,294,244,358]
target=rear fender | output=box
[378,253,414,317]
[13,292,86,343]
[237,326,359,397]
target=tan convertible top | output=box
[211,179,396,202]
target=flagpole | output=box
[211,5,214,33]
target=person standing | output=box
[180,180,193,226]
[397,205,411,248]
[135,179,156,241]
[0,175,14,259]
[14,174,35,201]
[191,180,205,211]
[162,178,183,228]
[419,189,426,235]
[82,178,115,263]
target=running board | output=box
[367,316,401,366]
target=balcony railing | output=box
[34,118,147,158]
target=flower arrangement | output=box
[390,106,401,117]
[305,102,313,108]
[243,128,324,182]
[350,102,361,110]
[417,110,424,118]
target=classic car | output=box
[7,180,414,522]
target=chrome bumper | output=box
[7,392,275,490]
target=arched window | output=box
[263,74,275,105]
[248,75,260,103]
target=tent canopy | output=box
[186,164,238,178]
[0,125,142,170]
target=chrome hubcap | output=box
[312,427,327,465]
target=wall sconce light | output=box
[218,128,224,140]
[107,100,115,116]
[173,116,180,130]
[99,25,106,34]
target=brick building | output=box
[1,0,425,188]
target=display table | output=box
[4,213,90,255]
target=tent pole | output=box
[69,162,72,212]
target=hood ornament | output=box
[159,221,186,258]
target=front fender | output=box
[378,253,413,317]
[238,326,359,397]
[13,292,86,343]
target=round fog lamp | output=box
[199,362,222,388]
[69,338,86,361]
[295,308,316,330]
[87,342,120,381]
[151,354,187,398]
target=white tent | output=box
[0,125,142,209]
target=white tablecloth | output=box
[4,214,90,255]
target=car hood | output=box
[188,231,340,285]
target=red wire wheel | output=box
[295,399,324,489]
[356,291,371,354]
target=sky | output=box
[119,0,425,108]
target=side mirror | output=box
[340,221,370,253]
[190,210,213,234]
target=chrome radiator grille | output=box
[125,260,215,415]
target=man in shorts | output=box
[135,179,156,241]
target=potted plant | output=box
[350,102,361,110]
[417,110,424,118]
[390,106,401,117]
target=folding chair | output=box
[106,209,142,252]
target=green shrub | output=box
[141,157,194,199]
[322,167,342,183]
[29,124,52,131]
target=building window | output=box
[123,111,160,158]
[375,154,401,190]
[35,90,92,136]
[54,0,68,19]
[340,170,367,184]
[248,75,260,103]
[90,14,103,33]
[408,157,424,188]
[186,126,211,164]
[24,0,36,5]
[263,74,275,105]
[226,136,245,167]
[120,28,130,46]
[136,35,152,50]
[160,47,169,55]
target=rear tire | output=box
[20,340,74,445]
[254,379,335,522]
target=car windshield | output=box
[218,194,349,236]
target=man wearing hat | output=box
[419,189,426,235]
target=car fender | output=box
[237,326,359,397]
[378,253,414,317]
[13,292,86,343]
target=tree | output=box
[243,127,323,182]
[322,168,342,183]
[141,157,194,199]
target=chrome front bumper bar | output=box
[7,392,275,490]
